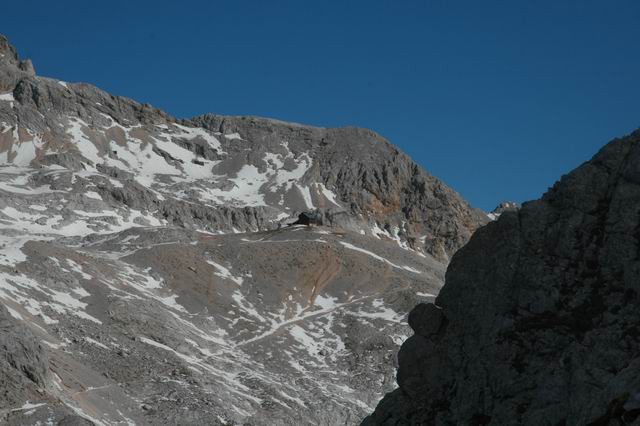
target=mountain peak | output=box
[0,34,18,62]
[0,35,488,424]
[487,201,519,220]
[0,34,35,92]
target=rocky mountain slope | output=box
[364,130,640,425]
[0,35,487,425]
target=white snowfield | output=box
[339,241,422,274]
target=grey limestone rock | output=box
[0,35,486,424]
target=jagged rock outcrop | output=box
[0,35,35,92]
[487,201,519,220]
[364,130,640,425]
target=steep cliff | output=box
[365,130,640,425]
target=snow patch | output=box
[207,259,244,285]
[224,132,242,140]
[339,241,421,274]
[84,191,102,200]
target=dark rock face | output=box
[293,210,324,226]
[364,130,640,425]
[0,303,48,409]
[57,416,96,426]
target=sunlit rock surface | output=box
[0,35,487,425]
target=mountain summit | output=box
[0,36,485,262]
[0,35,486,425]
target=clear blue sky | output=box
[4,1,640,211]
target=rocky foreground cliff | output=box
[0,35,488,425]
[364,130,640,425]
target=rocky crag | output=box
[0,35,487,425]
[487,201,519,220]
[364,130,640,425]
